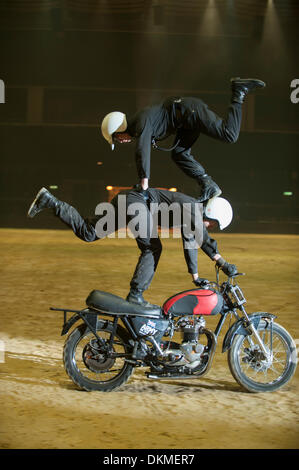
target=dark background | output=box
[0,0,298,233]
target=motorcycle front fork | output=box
[240,306,273,361]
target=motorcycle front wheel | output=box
[228,321,297,393]
[63,322,134,392]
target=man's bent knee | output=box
[151,238,162,254]
[79,224,98,243]
[223,129,238,144]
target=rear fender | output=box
[222,312,277,353]
[61,313,81,336]
[61,308,107,336]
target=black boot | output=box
[126,289,158,309]
[231,77,266,104]
[197,174,222,203]
[27,187,59,218]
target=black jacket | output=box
[126,97,207,180]
[112,188,219,275]
[147,188,219,274]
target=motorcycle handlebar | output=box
[215,265,245,286]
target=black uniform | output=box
[126,96,242,181]
[53,188,219,293]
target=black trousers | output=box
[53,190,162,293]
[171,101,242,179]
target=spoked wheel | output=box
[228,321,297,393]
[63,322,134,392]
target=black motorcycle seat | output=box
[86,290,161,318]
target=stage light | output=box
[49,185,58,189]
[262,0,286,50]
[97,161,103,165]
[169,187,177,192]
[198,0,223,37]
[106,186,113,190]
[283,192,293,196]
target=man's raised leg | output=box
[27,187,98,242]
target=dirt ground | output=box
[0,228,298,449]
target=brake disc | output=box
[82,343,115,373]
[242,347,271,372]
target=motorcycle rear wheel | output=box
[228,321,297,393]
[63,322,134,392]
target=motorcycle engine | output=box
[161,316,206,369]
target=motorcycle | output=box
[51,268,297,393]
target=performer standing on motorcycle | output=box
[101,78,266,202]
[28,187,237,307]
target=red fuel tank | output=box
[163,289,223,316]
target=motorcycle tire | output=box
[63,322,134,392]
[228,321,297,393]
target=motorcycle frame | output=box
[51,303,269,357]
[51,306,164,348]
[50,270,277,364]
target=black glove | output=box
[222,262,238,277]
[193,277,209,287]
[216,257,238,277]
[132,184,150,202]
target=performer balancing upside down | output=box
[101,78,266,202]
[28,187,237,308]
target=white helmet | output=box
[101,111,127,150]
[204,196,233,230]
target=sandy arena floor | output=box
[0,228,298,449]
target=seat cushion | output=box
[86,290,161,317]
